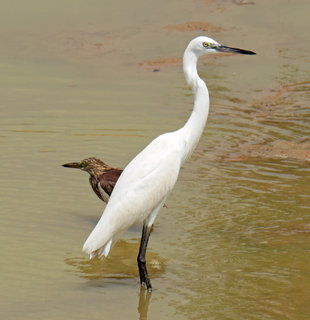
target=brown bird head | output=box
[62,157,111,178]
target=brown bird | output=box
[62,157,122,203]
[62,157,168,207]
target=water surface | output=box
[1,0,309,319]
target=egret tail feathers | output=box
[83,238,113,259]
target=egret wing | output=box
[83,132,182,256]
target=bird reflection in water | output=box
[65,240,166,281]
[138,287,151,320]
[65,240,160,318]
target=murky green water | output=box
[1,1,309,319]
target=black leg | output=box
[137,224,152,292]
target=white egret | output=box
[83,36,255,291]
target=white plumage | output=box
[84,132,183,255]
[82,36,255,290]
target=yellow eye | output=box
[203,42,209,48]
[80,161,87,168]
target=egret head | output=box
[62,157,109,174]
[188,36,256,57]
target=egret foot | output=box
[138,259,152,292]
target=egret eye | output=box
[203,42,209,48]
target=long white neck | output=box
[178,46,210,164]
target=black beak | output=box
[216,45,256,55]
[62,162,82,169]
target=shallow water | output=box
[1,0,309,319]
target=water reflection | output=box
[64,240,166,281]
[138,288,152,320]
[65,240,158,319]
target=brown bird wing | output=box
[89,176,106,202]
[99,169,123,197]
